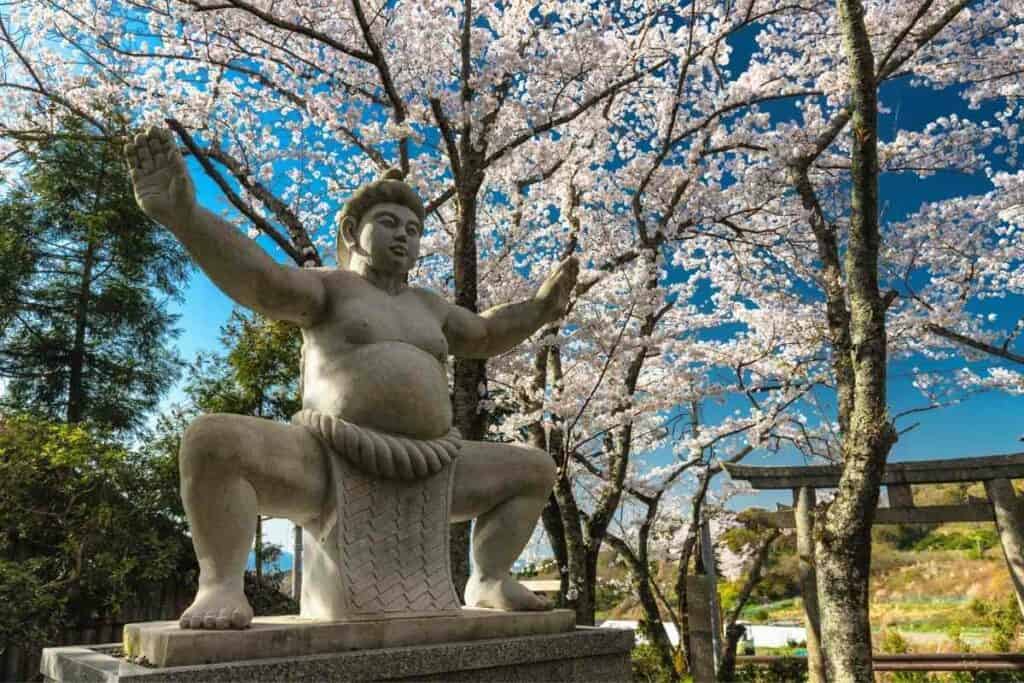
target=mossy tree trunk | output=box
[812,1,898,680]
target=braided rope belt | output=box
[292,408,461,481]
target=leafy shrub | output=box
[0,415,196,648]
[912,529,999,557]
[879,630,929,683]
[873,524,935,550]
[747,607,771,622]
[732,659,807,682]
[244,570,298,616]
[597,577,631,612]
[631,642,675,682]
[969,596,1022,653]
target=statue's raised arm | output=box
[441,256,579,359]
[125,126,326,327]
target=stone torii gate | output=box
[724,452,1024,682]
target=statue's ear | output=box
[340,215,358,248]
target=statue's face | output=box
[352,202,422,273]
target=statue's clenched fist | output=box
[125,126,196,228]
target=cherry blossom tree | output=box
[639,0,1023,678]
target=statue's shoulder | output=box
[407,285,451,312]
[312,267,365,287]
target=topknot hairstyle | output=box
[337,168,425,268]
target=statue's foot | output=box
[465,575,551,611]
[179,585,253,629]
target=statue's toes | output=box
[230,608,251,629]
[215,608,233,629]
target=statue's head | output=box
[337,168,426,274]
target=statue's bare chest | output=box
[320,284,449,360]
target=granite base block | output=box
[124,608,575,667]
[42,627,635,682]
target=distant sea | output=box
[246,550,294,573]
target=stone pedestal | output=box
[43,623,634,682]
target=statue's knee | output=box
[180,414,244,477]
[527,448,557,495]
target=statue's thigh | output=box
[450,440,554,523]
[186,413,328,524]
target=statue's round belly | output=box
[331,341,451,439]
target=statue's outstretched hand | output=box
[125,126,196,228]
[535,256,579,322]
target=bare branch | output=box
[925,323,1024,365]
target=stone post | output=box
[292,524,303,601]
[686,574,717,683]
[699,519,722,672]
[794,487,825,683]
[983,478,1024,616]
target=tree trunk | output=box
[637,575,677,678]
[794,487,825,683]
[675,467,714,671]
[719,624,745,683]
[292,523,303,600]
[67,150,110,424]
[449,175,485,599]
[606,498,680,681]
[67,237,95,423]
[577,546,599,626]
[814,2,897,679]
[613,542,677,679]
[719,530,780,682]
[254,514,263,585]
[984,479,1024,616]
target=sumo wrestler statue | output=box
[125,126,577,630]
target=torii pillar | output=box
[984,478,1024,615]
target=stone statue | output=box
[125,126,578,630]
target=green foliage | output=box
[631,642,678,683]
[0,199,35,331]
[912,529,1000,558]
[719,580,742,613]
[244,570,298,617]
[0,122,190,432]
[515,559,559,581]
[968,596,1022,653]
[732,659,807,682]
[597,576,632,612]
[874,524,936,551]
[721,513,799,610]
[0,414,196,649]
[746,606,771,622]
[183,309,302,420]
[879,630,929,683]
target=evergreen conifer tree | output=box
[0,124,190,431]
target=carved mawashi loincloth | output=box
[293,409,462,618]
[292,408,461,480]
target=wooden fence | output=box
[737,653,1024,672]
[1,581,192,682]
